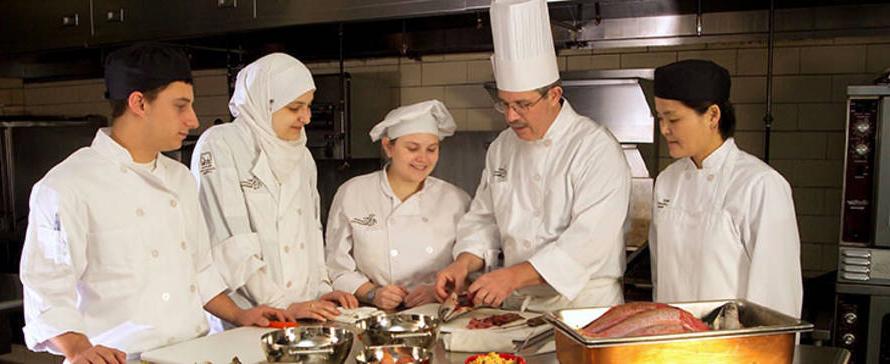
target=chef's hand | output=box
[70,345,127,364]
[234,305,290,327]
[320,290,359,309]
[467,267,518,308]
[435,253,485,301]
[287,300,340,322]
[404,285,438,308]
[372,284,409,310]
[435,263,469,302]
[52,332,126,364]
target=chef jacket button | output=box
[297,208,303,215]
[151,250,159,258]
[259,267,267,274]
[533,211,541,218]
[135,208,145,217]
[543,139,552,147]
[286,281,293,288]
[390,249,399,257]
[685,173,692,180]
[425,246,434,254]
[524,241,532,249]
[120,166,127,173]
[533,174,541,181]
[422,217,429,223]
[170,200,177,208]
[707,174,715,182]
[161,292,170,301]
[283,245,290,253]
[300,243,305,250]
[181,241,187,250]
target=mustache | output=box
[507,119,528,128]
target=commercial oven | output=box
[834,85,890,364]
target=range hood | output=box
[485,68,655,145]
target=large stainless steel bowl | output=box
[354,314,440,349]
[354,345,431,364]
[260,325,354,363]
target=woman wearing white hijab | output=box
[326,100,471,310]
[192,53,357,326]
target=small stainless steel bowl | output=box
[260,325,354,363]
[354,345,431,364]
[354,314,440,349]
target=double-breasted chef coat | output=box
[326,169,470,294]
[20,129,228,357]
[650,138,803,318]
[191,121,330,311]
[453,100,632,311]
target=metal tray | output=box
[545,299,813,347]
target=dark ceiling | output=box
[3,0,889,82]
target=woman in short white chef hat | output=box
[649,59,803,318]
[326,100,471,310]
[191,53,357,329]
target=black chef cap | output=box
[104,43,193,100]
[654,60,730,104]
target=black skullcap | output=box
[654,59,730,104]
[104,43,192,100]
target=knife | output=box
[496,315,548,330]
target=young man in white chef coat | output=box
[19,44,287,364]
[435,0,631,311]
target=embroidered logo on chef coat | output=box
[350,213,377,227]
[656,198,671,209]
[492,167,507,182]
[240,176,263,190]
[199,152,215,175]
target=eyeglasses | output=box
[493,93,548,114]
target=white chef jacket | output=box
[649,138,803,318]
[20,129,227,357]
[191,122,331,310]
[326,169,470,294]
[453,100,631,307]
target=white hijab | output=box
[229,53,316,183]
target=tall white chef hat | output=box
[490,0,560,92]
[369,100,456,142]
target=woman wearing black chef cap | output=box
[649,59,803,318]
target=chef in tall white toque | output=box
[435,0,632,311]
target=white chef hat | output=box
[489,0,560,92]
[369,100,456,142]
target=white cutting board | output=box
[401,303,553,353]
[140,326,276,364]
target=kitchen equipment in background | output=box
[548,299,813,364]
[834,84,890,364]
[307,73,395,160]
[0,115,106,269]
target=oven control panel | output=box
[834,293,870,364]
[842,98,879,244]
[838,248,890,285]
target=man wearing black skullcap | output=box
[649,59,802,318]
[19,43,291,363]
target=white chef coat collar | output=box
[686,137,737,170]
[92,128,164,167]
[533,99,573,145]
[378,166,431,203]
